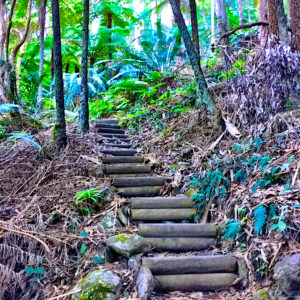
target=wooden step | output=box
[108,173,151,178]
[113,176,166,187]
[103,156,145,164]
[97,128,125,134]
[104,164,151,174]
[145,237,215,251]
[96,119,119,125]
[138,223,216,237]
[103,143,133,149]
[101,133,129,138]
[142,255,237,275]
[154,273,238,292]
[95,123,121,129]
[131,196,193,209]
[102,138,131,143]
[101,149,136,156]
[117,186,161,197]
[131,208,195,221]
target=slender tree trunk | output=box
[275,0,288,44]
[288,0,300,51]
[189,0,200,57]
[238,0,244,24]
[107,12,112,60]
[5,0,17,61]
[259,0,268,45]
[78,0,89,133]
[216,0,230,68]
[52,0,67,149]
[169,0,216,114]
[248,8,251,23]
[0,0,6,61]
[11,0,33,66]
[267,0,279,37]
[37,0,47,111]
[211,0,215,44]
[198,2,208,29]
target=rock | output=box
[72,269,121,300]
[237,258,248,288]
[273,254,300,296]
[106,234,151,259]
[99,211,121,232]
[252,288,271,300]
[117,208,128,226]
[136,266,154,300]
[88,166,103,177]
[128,254,143,272]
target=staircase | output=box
[96,119,239,294]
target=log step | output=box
[97,128,125,134]
[103,156,145,164]
[138,223,216,237]
[131,196,193,209]
[101,133,129,138]
[102,138,131,143]
[142,255,237,275]
[101,149,136,156]
[154,273,238,292]
[131,208,195,221]
[113,176,166,187]
[96,119,119,125]
[104,164,151,174]
[117,186,161,197]
[95,123,121,129]
[145,237,215,251]
[108,173,151,178]
[103,143,133,149]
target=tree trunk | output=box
[11,0,33,66]
[0,61,18,103]
[169,0,216,114]
[0,0,6,61]
[216,0,230,68]
[275,0,288,44]
[288,0,300,51]
[211,0,215,44]
[238,0,244,24]
[37,0,47,111]
[198,2,208,29]
[78,0,89,133]
[267,0,279,37]
[52,0,67,149]
[259,0,268,45]
[107,12,112,60]
[4,0,17,61]
[189,0,200,57]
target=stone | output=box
[136,266,154,300]
[273,254,300,296]
[72,269,121,300]
[252,288,271,300]
[99,211,121,232]
[106,234,151,259]
[237,258,248,288]
[117,208,128,226]
[88,166,103,177]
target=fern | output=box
[223,219,242,240]
[8,132,42,151]
[254,205,266,235]
[0,104,23,114]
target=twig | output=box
[46,289,81,300]
[0,220,50,253]
[292,162,300,186]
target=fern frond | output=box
[254,205,266,235]
[8,132,42,151]
[223,219,242,240]
[0,104,24,114]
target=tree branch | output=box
[216,21,269,46]
[5,0,17,61]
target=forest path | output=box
[96,119,239,296]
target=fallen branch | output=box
[216,22,269,46]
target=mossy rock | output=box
[72,270,121,300]
[252,288,270,300]
[106,234,151,259]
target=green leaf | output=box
[254,205,266,235]
[277,221,287,231]
[93,255,104,264]
[80,232,89,237]
[280,155,294,172]
[25,267,35,274]
[80,245,87,254]
[223,219,241,240]
[34,267,44,275]
[234,169,247,183]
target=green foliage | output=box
[72,188,103,215]
[219,58,246,80]
[190,169,231,220]
[254,205,266,235]
[8,132,42,151]
[223,219,242,240]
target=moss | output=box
[258,289,269,300]
[52,123,56,141]
[114,234,127,243]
